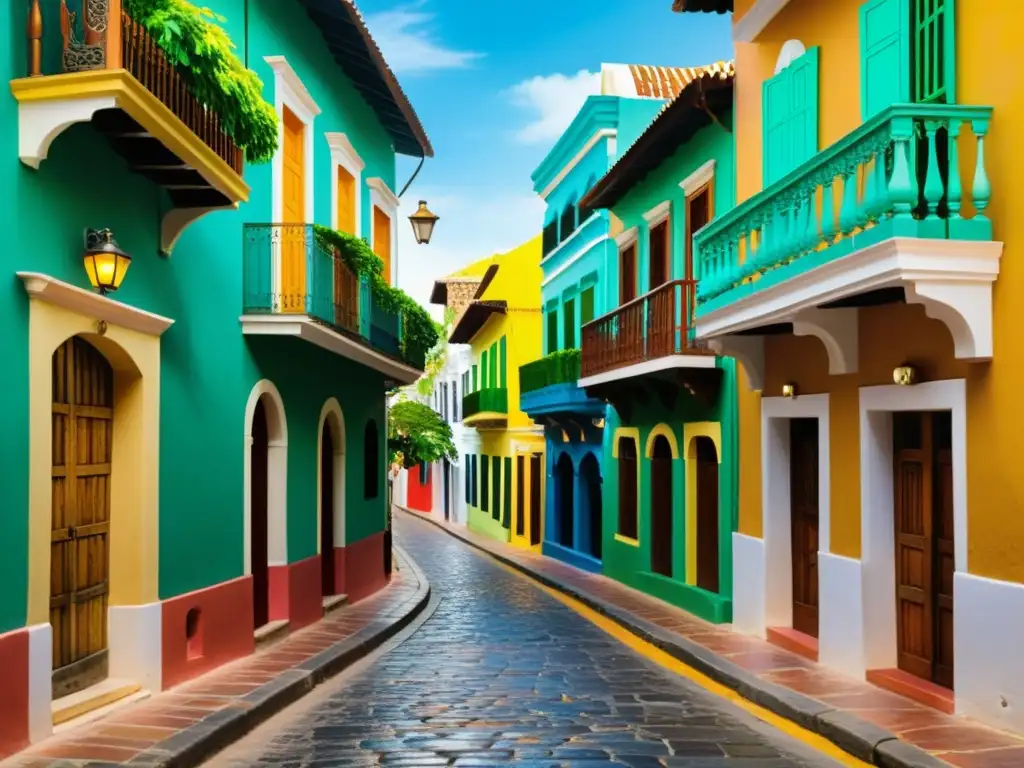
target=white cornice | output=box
[325,132,365,173]
[367,177,400,213]
[18,272,174,336]
[540,128,617,200]
[733,0,792,43]
[264,56,320,119]
[615,226,639,249]
[542,235,609,287]
[680,159,716,196]
[642,200,671,227]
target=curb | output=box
[401,509,950,768]
[128,545,431,768]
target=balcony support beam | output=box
[708,336,764,392]
[792,308,859,376]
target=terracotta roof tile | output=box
[626,64,724,99]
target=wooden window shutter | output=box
[563,297,576,349]
[860,0,912,119]
[546,309,559,354]
[499,336,507,388]
[762,47,820,186]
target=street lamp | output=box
[83,228,132,295]
[408,200,439,245]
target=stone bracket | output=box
[707,336,765,392]
[792,307,859,376]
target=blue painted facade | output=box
[522,86,668,572]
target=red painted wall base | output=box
[0,628,29,759]
[407,464,433,512]
[344,532,388,603]
[268,555,323,631]
[161,576,255,690]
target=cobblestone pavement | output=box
[210,515,849,767]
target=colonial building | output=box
[579,63,739,622]
[2,0,434,754]
[677,0,1013,730]
[450,238,546,546]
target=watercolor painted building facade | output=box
[677,0,1019,732]
[1,0,432,754]
[451,238,546,547]
[578,63,739,623]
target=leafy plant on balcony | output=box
[313,225,440,369]
[520,348,581,394]
[387,400,456,467]
[123,0,279,163]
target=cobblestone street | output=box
[209,514,849,767]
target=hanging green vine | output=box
[123,0,279,163]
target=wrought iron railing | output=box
[519,349,581,394]
[242,224,407,363]
[462,388,509,419]
[26,0,243,174]
[695,103,993,308]
[580,279,708,379]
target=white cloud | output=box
[363,3,483,75]
[506,69,602,145]
[393,188,546,321]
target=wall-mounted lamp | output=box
[592,418,605,429]
[83,228,131,295]
[408,200,439,245]
[782,382,797,398]
[893,364,918,386]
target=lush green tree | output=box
[387,400,456,468]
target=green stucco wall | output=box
[0,0,399,629]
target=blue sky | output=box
[357,0,733,317]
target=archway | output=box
[695,436,720,593]
[579,452,602,560]
[556,453,575,548]
[650,435,673,577]
[244,380,288,631]
[318,399,346,597]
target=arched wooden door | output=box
[580,452,602,560]
[556,454,575,549]
[251,399,270,629]
[320,421,336,596]
[650,436,673,577]
[51,336,114,697]
[696,437,720,593]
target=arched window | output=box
[363,419,379,499]
[617,437,638,540]
[559,199,576,243]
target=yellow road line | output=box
[492,559,871,767]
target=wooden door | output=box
[320,422,335,596]
[281,106,306,313]
[373,206,392,285]
[51,337,113,697]
[894,411,955,688]
[529,453,542,546]
[336,164,356,235]
[619,244,637,304]
[515,456,525,537]
[649,219,669,289]
[685,184,712,280]
[650,436,673,577]
[251,399,270,629]
[696,437,720,593]
[582,454,602,560]
[790,418,819,637]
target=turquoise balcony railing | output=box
[519,349,581,394]
[242,223,408,364]
[463,388,509,419]
[695,104,994,310]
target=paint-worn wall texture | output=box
[732,0,1021,581]
[0,0,397,629]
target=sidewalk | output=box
[402,508,1024,768]
[5,546,430,768]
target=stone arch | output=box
[317,398,346,597]
[317,398,346,550]
[644,423,680,459]
[243,380,288,576]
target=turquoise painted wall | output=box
[1,0,401,627]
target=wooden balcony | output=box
[13,0,250,252]
[462,388,509,430]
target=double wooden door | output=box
[894,411,954,689]
[790,419,820,638]
[51,337,114,697]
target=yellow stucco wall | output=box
[733,0,1023,581]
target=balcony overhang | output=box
[241,314,421,386]
[695,237,1003,391]
[12,69,250,253]
[462,413,508,430]
[580,359,723,422]
[520,383,606,434]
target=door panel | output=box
[336,164,357,234]
[516,456,525,537]
[650,437,673,577]
[933,412,955,689]
[373,206,392,285]
[281,106,306,313]
[51,337,113,697]
[790,418,820,637]
[320,422,335,596]
[696,437,720,593]
[251,400,270,629]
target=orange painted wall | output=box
[732,0,1023,581]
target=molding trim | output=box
[644,423,680,459]
[264,56,321,120]
[540,128,617,200]
[240,315,421,385]
[367,177,400,213]
[325,132,365,173]
[18,272,174,336]
[243,380,289,571]
[642,200,672,227]
[733,0,793,43]
[680,159,716,196]
[317,397,347,549]
[615,226,639,249]
[327,132,364,236]
[268,55,316,249]
[696,237,1003,361]
[775,39,808,74]
[542,235,609,287]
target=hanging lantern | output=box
[83,228,131,295]
[408,200,439,245]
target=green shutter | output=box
[492,456,501,521]
[472,364,478,391]
[471,455,478,506]
[580,286,595,326]
[762,47,819,186]
[563,297,576,349]
[912,0,954,104]
[546,309,559,354]
[464,454,470,502]
[481,455,490,512]
[502,456,512,528]
[489,342,498,386]
[499,336,507,388]
[861,0,911,118]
